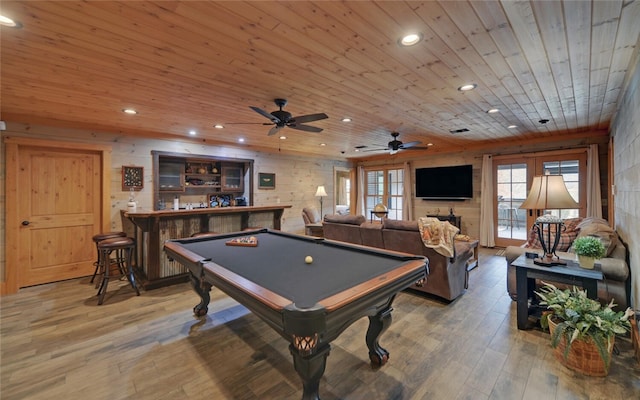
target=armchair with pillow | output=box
[505,217,630,309]
[302,207,324,237]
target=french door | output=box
[364,167,404,220]
[493,151,586,247]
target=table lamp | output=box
[519,175,578,266]
[315,185,328,217]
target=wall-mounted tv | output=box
[415,164,473,200]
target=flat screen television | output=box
[415,164,473,200]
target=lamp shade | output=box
[520,175,578,210]
[315,185,328,197]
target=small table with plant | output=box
[512,254,603,330]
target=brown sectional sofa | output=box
[322,214,475,301]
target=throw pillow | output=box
[524,217,582,252]
[570,222,618,256]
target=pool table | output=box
[164,229,428,400]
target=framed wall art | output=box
[122,165,144,191]
[258,172,276,189]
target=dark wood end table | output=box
[512,254,603,330]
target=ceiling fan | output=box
[364,132,430,154]
[229,98,328,136]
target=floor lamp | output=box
[519,175,578,266]
[315,185,328,218]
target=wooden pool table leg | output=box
[366,302,393,366]
[290,343,330,400]
[189,272,211,317]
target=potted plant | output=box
[536,282,634,376]
[572,236,606,269]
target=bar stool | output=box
[96,236,140,305]
[91,231,126,286]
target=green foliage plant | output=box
[572,236,606,259]
[536,282,634,372]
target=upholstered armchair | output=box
[302,207,324,237]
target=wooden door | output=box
[3,137,111,294]
[18,148,101,286]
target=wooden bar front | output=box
[124,205,291,289]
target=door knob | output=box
[21,220,30,226]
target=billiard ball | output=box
[305,256,313,264]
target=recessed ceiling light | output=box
[399,33,423,47]
[279,136,287,140]
[508,125,517,129]
[214,124,224,129]
[427,143,434,146]
[458,84,477,92]
[188,130,196,136]
[0,15,22,28]
[238,138,245,143]
[122,108,138,115]
[341,117,352,122]
[487,108,499,113]
[320,143,326,146]
[354,149,360,152]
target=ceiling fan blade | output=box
[268,125,284,136]
[291,113,328,124]
[404,146,430,150]
[399,141,422,148]
[224,122,272,125]
[288,124,323,133]
[250,106,280,123]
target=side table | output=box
[465,239,479,271]
[512,254,603,330]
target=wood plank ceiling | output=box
[1,1,639,159]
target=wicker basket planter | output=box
[548,317,614,376]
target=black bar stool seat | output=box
[96,236,139,305]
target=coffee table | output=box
[512,254,603,330]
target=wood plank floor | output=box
[1,248,639,400]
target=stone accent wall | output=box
[610,46,640,312]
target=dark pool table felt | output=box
[177,232,420,309]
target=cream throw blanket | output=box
[418,217,459,258]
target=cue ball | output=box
[305,256,313,264]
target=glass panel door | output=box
[535,158,583,220]
[494,151,587,247]
[497,163,528,238]
[364,167,404,220]
[495,160,531,247]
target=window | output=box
[364,167,404,220]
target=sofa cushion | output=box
[525,217,582,251]
[382,219,418,231]
[323,214,365,225]
[360,222,384,248]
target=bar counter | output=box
[124,205,291,289]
